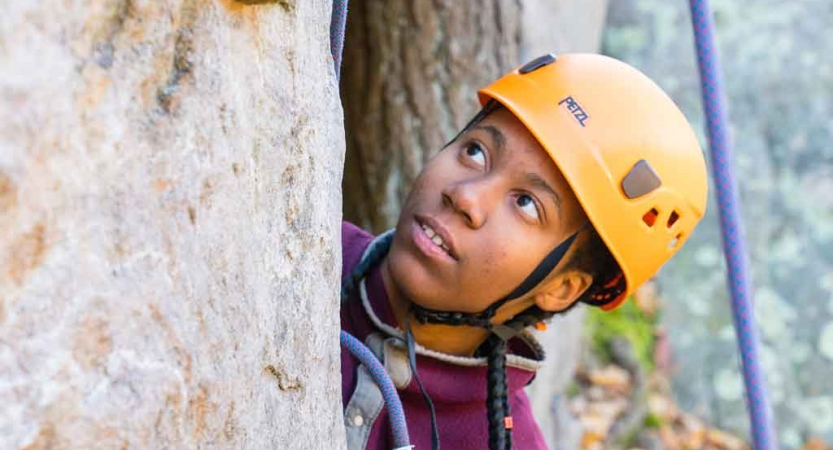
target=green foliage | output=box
[585,299,657,372]
[565,381,582,398]
[644,412,664,429]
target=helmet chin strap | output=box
[411,225,587,329]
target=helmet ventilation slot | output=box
[667,210,680,228]
[642,208,659,227]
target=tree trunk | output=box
[341,1,609,448]
[1,1,345,449]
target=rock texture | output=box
[0,1,346,448]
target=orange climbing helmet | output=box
[478,53,708,311]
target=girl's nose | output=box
[441,179,493,229]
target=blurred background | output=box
[339,1,833,449]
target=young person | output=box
[340,53,708,450]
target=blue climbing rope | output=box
[329,0,349,79]
[688,1,778,449]
[341,331,412,449]
[330,1,414,448]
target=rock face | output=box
[605,0,833,447]
[0,1,346,448]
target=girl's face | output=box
[387,107,588,314]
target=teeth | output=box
[421,222,451,254]
[423,225,436,238]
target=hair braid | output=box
[502,381,512,450]
[482,302,583,450]
[485,334,510,450]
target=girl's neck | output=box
[380,258,490,357]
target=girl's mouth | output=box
[411,219,458,262]
[420,223,452,253]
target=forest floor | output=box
[570,282,827,450]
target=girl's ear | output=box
[534,271,593,312]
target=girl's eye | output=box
[516,194,540,220]
[464,143,487,168]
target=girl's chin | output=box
[388,257,447,304]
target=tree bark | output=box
[0,1,345,448]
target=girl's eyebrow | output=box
[472,124,506,152]
[524,172,562,219]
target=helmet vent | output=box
[667,210,680,228]
[642,208,659,227]
[519,54,557,74]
